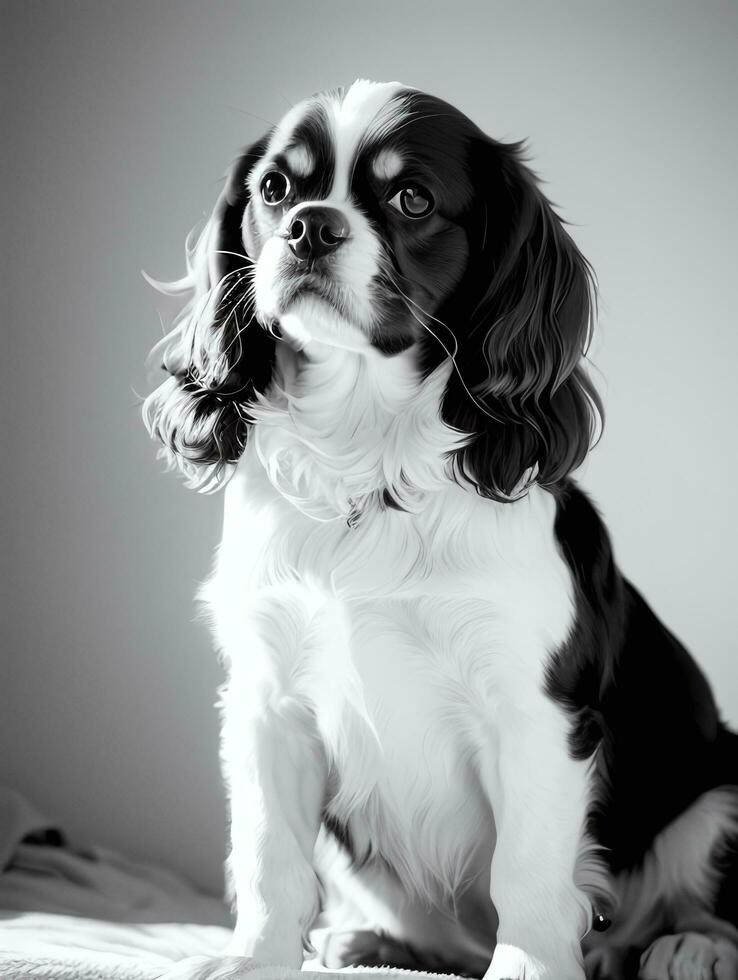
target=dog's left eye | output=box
[388,185,435,219]
[261,171,291,206]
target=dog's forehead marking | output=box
[371,148,404,183]
[284,143,314,178]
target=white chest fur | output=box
[201,344,577,921]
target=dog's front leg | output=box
[219,648,327,968]
[481,697,593,980]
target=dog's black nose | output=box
[287,207,349,262]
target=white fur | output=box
[199,323,598,979]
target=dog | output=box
[144,80,738,980]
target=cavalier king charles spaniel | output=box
[144,81,738,980]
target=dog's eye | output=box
[260,171,291,206]
[388,185,435,219]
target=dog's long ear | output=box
[440,137,602,501]
[143,136,274,491]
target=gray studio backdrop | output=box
[3,1,737,895]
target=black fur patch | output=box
[548,480,737,900]
[348,91,472,357]
[340,89,602,498]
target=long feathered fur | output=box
[142,81,738,980]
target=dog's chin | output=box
[273,293,371,353]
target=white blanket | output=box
[0,787,229,978]
[0,789,460,980]
[0,912,458,980]
[0,911,229,978]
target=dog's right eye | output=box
[261,171,291,206]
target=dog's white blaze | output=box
[323,79,406,199]
[315,80,407,329]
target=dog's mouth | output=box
[277,269,353,322]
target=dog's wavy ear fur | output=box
[439,136,602,501]
[143,136,275,491]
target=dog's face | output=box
[245,80,472,356]
[144,79,601,499]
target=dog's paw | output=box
[583,943,629,980]
[315,928,432,971]
[483,943,567,980]
[639,932,738,980]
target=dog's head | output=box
[144,79,601,498]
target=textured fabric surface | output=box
[0,789,461,980]
[0,787,231,977]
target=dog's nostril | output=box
[290,218,305,240]
[319,225,341,246]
